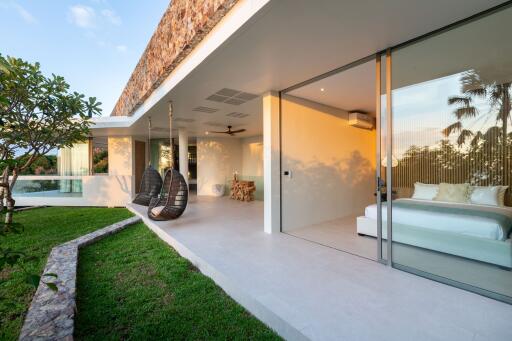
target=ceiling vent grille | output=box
[226,112,249,118]
[206,88,258,106]
[192,106,218,113]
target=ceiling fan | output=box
[207,125,246,136]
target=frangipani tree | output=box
[0,54,101,224]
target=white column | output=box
[179,128,189,185]
[263,91,281,234]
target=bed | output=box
[357,198,512,268]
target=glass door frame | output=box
[279,53,385,262]
[376,49,393,265]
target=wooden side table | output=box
[230,180,256,202]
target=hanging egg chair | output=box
[148,168,188,220]
[132,117,163,206]
[148,101,189,220]
[132,165,162,206]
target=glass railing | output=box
[12,176,83,197]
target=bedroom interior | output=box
[280,4,512,303]
[384,5,512,300]
[280,59,378,260]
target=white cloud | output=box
[10,3,36,24]
[101,9,121,25]
[68,5,96,28]
[115,45,127,53]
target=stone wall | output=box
[111,0,239,117]
[19,217,141,340]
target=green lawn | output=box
[75,222,281,340]
[0,207,134,341]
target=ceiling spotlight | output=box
[205,131,209,135]
[320,88,325,92]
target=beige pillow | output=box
[498,186,509,207]
[434,183,470,203]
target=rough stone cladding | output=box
[111,0,239,117]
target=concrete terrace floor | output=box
[127,196,512,341]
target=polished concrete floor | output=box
[286,215,512,299]
[284,215,377,260]
[128,196,512,341]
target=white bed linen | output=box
[365,198,512,240]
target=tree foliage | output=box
[394,70,512,203]
[0,54,101,290]
[0,54,101,224]
[443,70,511,147]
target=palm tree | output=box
[443,70,511,189]
[443,70,511,147]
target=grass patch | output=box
[0,207,134,340]
[75,223,281,340]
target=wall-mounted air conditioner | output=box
[348,112,374,130]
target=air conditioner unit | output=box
[348,112,374,130]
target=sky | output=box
[0,0,169,116]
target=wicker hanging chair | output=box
[132,165,163,206]
[132,117,163,206]
[147,101,188,220]
[148,168,188,220]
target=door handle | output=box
[376,176,385,191]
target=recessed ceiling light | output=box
[320,88,325,92]
[205,131,209,135]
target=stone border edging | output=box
[14,206,46,212]
[19,216,141,341]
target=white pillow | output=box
[469,186,500,206]
[151,206,165,216]
[412,182,439,200]
[471,185,508,207]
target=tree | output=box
[0,54,101,224]
[443,69,511,188]
[443,70,511,147]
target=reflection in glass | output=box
[12,179,83,197]
[57,142,88,193]
[92,137,108,174]
[390,6,512,302]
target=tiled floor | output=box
[128,196,512,341]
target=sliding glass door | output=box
[387,5,512,303]
[278,2,512,304]
[280,58,381,261]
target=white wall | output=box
[241,135,264,200]
[197,137,243,196]
[281,95,376,231]
[241,136,263,177]
[14,136,135,208]
[109,136,133,176]
[197,135,264,198]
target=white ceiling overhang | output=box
[91,0,507,138]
